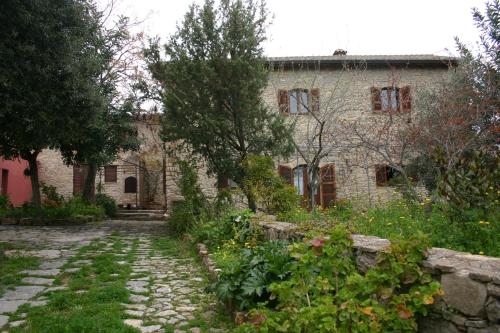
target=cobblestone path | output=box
[0,221,229,333]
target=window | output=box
[218,176,238,190]
[278,88,320,114]
[293,165,306,195]
[124,176,137,193]
[104,165,117,182]
[375,165,400,186]
[1,169,8,196]
[371,86,411,112]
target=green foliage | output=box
[210,240,291,311]
[0,242,40,297]
[0,195,10,209]
[436,149,498,212]
[145,0,293,209]
[41,184,64,205]
[349,199,499,257]
[95,193,117,217]
[0,0,106,207]
[242,155,300,215]
[237,226,441,333]
[192,210,258,250]
[168,160,209,235]
[0,197,105,221]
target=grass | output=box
[11,238,138,333]
[0,242,40,296]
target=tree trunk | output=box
[82,163,97,203]
[25,151,41,208]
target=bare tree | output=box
[270,61,365,208]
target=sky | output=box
[103,0,486,57]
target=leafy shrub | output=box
[0,195,10,209]
[41,183,64,206]
[210,240,291,311]
[168,200,197,236]
[242,155,299,215]
[95,193,117,217]
[192,210,259,250]
[237,226,442,332]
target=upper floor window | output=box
[371,86,411,112]
[278,88,320,115]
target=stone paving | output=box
[0,220,226,333]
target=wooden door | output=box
[320,164,336,209]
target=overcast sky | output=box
[105,0,486,56]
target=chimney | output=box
[333,49,347,56]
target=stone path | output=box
[0,220,227,333]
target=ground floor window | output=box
[375,164,400,186]
[125,176,137,193]
[1,169,8,195]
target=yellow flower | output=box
[479,221,485,224]
[479,251,484,255]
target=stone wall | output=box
[252,214,500,333]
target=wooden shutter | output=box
[278,90,289,114]
[371,87,382,112]
[311,88,320,113]
[104,165,117,182]
[124,176,137,193]
[218,176,229,190]
[400,86,411,112]
[320,164,336,209]
[278,165,293,185]
[73,165,88,195]
[375,165,388,186]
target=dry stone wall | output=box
[252,214,500,333]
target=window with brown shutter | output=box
[311,88,320,112]
[400,86,411,112]
[375,165,400,186]
[278,90,289,114]
[278,165,293,185]
[320,164,336,208]
[124,176,137,193]
[104,165,117,182]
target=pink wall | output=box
[0,157,32,206]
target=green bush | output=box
[0,195,10,209]
[95,193,117,217]
[236,226,441,333]
[41,183,64,205]
[242,155,299,215]
[168,160,210,235]
[210,240,291,311]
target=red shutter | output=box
[311,88,320,113]
[371,87,382,112]
[320,164,336,209]
[400,86,411,112]
[375,165,388,186]
[278,90,289,114]
[278,165,293,185]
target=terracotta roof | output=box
[267,54,458,67]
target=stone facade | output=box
[264,55,454,206]
[253,214,500,333]
[37,115,217,210]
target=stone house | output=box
[261,54,457,208]
[5,54,456,210]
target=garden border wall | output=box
[253,214,500,333]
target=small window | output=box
[218,176,238,190]
[104,166,117,182]
[375,165,400,186]
[124,176,137,193]
[278,89,319,115]
[289,89,309,114]
[371,86,411,112]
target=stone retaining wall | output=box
[252,214,500,333]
